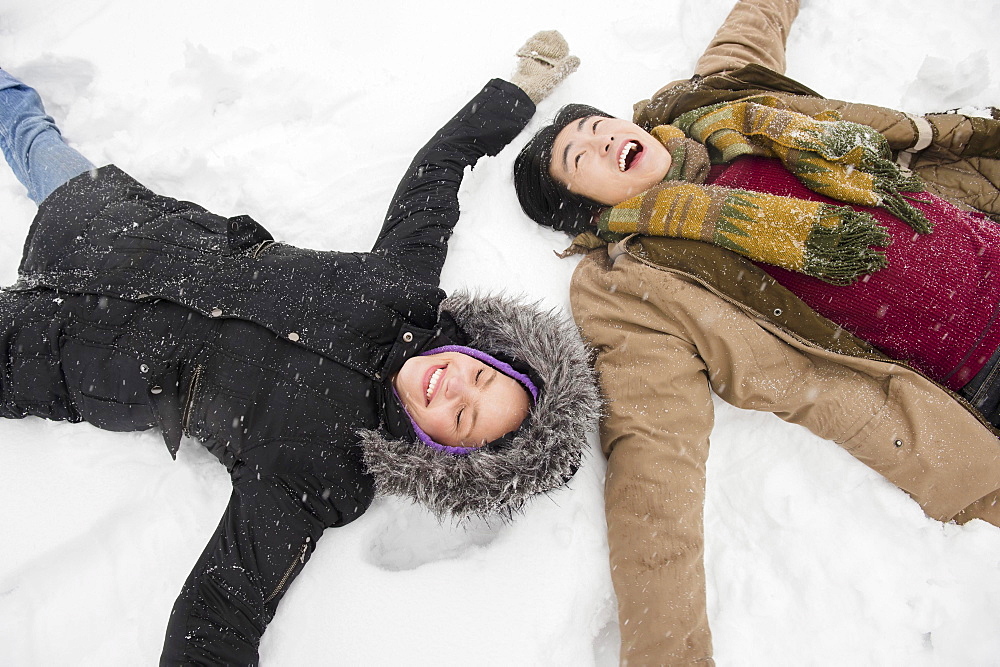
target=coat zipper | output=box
[625,245,1000,436]
[249,240,277,259]
[181,364,204,435]
[264,540,309,604]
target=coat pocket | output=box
[61,339,158,432]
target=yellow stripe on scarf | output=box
[603,183,837,273]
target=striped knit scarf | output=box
[597,97,932,285]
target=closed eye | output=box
[592,118,602,133]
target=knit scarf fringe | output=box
[862,157,933,234]
[806,206,890,285]
[598,99,933,284]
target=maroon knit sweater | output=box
[707,156,1000,390]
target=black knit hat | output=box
[513,103,612,235]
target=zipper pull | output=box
[300,538,310,563]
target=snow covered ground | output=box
[1,0,999,664]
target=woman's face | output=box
[393,351,530,448]
[549,115,673,206]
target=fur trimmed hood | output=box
[358,291,600,520]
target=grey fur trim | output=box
[358,291,600,520]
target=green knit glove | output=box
[510,30,580,104]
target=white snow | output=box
[1,0,999,664]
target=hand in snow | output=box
[510,30,580,104]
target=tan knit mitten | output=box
[510,30,579,104]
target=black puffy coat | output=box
[3,79,534,664]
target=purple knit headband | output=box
[399,345,539,456]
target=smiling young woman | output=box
[392,348,532,448]
[0,31,600,665]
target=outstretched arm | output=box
[372,31,577,284]
[694,0,800,78]
[634,0,806,131]
[571,254,718,663]
[160,474,366,665]
[371,79,534,282]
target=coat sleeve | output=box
[692,0,799,78]
[570,252,718,665]
[370,78,534,284]
[159,473,363,666]
[632,0,801,130]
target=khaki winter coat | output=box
[571,0,1000,664]
[570,233,1000,665]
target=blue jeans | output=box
[961,344,1000,429]
[0,69,95,204]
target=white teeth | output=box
[426,367,444,400]
[619,141,637,172]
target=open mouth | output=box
[618,141,643,172]
[425,365,446,404]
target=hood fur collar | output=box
[358,291,600,520]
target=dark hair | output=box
[513,103,612,235]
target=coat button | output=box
[150,386,163,395]
[288,332,300,342]
[894,439,903,447]
[210,307,223,317]
[139,364,149,373]
[402,332,413,342]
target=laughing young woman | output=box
[0,32,597,664]
[513,0,1000,664]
